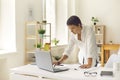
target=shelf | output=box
[93,25,105,64]
[26,38,37,39]
[96,43,103,45]
[26,35,37,39]
[27,35,37,37]
[39,23,51,25]
[26,49,36,54]
[25,21,51,64]
[26,21,40,25]
[26,22,51,26]
[95,34,103,35]
[97,52,101,54]
[43,35,50,37]
[27,51,35,54]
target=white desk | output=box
[10,64,120,80]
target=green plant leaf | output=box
[91,17,99,23]
[52,38,59,45]
[38,29,46,34]
[34,43,42,48]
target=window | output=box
[46,0,56,40]
[0,0,16,52]
[0,1,2,49]
[46,0,68,45]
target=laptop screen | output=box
[35,50,54,72]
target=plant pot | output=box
[39,34,44,38]
[109,41,113,44]
[44,43,50,51]
[94,22,96,25]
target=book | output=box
[100,71,113,77]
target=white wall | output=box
[56,0,68,45]
[67,0,75,16]
[0,0,42,68]
[0,1,1,48]
[56,0,77,45]
[75,0,120,44]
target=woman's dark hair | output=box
[67,15,82,27]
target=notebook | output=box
[35,50,69,72]
[100,71,113,77]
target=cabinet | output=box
[25,21,51,64]
[93,25,105,61]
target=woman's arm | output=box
[80,27,97,69]
[53,34,75,65]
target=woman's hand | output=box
[52,55,68,66]
[52,61,61,65]
[80,58,92,69]
[80,64,91,69]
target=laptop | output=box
[35,50,69,72]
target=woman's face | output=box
[68,25,82,34]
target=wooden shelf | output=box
[25,21,51,64]
[93,25,105,64]
[95,34,103,35]
[93,25,105,45]
[26,21,40,25]
[26,49,36,54]
[26,36,37,39]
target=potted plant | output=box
[91,17,99,25]
[34,43,42,50]
[42,20,47,24]
[52,38,59,46]
[109,41,113,44]
[38,29,46,38]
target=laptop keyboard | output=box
[53,68,63,71]
[53,67,69,72]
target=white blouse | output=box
[63,25,98,67]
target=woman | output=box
[53,15,98,69]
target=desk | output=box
[10,64,120,80]
[101,44,120,66]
